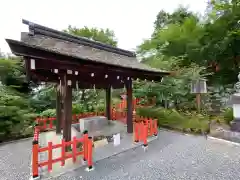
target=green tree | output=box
[0,56,36,141]
[200,0,240,85]
[64,26,118,47]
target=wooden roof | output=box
[5,20,170,88]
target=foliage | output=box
[0,85,36,142]
[137,107,209,133]
[64,26,118,47]
[0,57,32,93]
[223,107,234,124]
[39,109,56,117]
[30,84,56,113]
[136,2,240,114]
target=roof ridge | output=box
[22,19,136,57]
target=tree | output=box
[200,0,240,85]
[136,6,215,110]
[0,56,37,141]
[153,7,199,33]
[64,26,118,47]
[0,57,32,94]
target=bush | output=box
[94,101,105,112]
[137,107,209,133]
[72,104,85,114]
[39,104,89,118]
[0,105,37,141]
[223,107,233,124]
[39,109,56,117]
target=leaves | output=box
[64,26,118,47]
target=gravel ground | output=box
[0,138,32,180]
[53,131,240,180]
[1,130,240,180]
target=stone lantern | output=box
[190,78,207,112]
[230,73,240,132]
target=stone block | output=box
[79,116,108,133]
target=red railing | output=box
[31,132,93,179]
[111,108,127,124]
[33,127,40,142]
[116,97,156,111]
[116,98,140,110]
[36,111,105,131]
[133,117,158,147]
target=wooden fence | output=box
[134,118,158,147]
[31,131,93,179]
[35,111,105,131]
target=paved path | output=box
[54,131,240,180]
[1,131,240,180]
[0,138,32,180]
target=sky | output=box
[0,0,207,54]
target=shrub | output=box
[39,104,88,118]
[72,104,85,114]
[137,107,209,133]
[94,101,105,112]
[39,109,56,117]
[0,88,37,142]
[223,107,233,124]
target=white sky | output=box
[0,0,207,54]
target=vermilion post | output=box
[83,131,88,161]
[140,122,144,141]
[61,139,65,166]
[48,142,53,172]
[32,140,39,178]
[143,124,148,147]
[149,118,153,136]
[87,137,93,169]
[49,118,53,129]
[145,118,148,134]
[43,118,47,130]
[134,123,139,142]
[112,108,116,120]
[72,137,77,163]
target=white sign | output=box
[113,133,120,146]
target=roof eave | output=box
[6,38,170,78]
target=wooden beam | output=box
[30,70,125,89]
[30,58,164,82]
[126,79,133,133]
[105,85,111,120]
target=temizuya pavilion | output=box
[6,19,170,142]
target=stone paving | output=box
[1,130,240,180]
[53,131,240,180]
[0,138,32,180]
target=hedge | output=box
[137,107,209,134]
